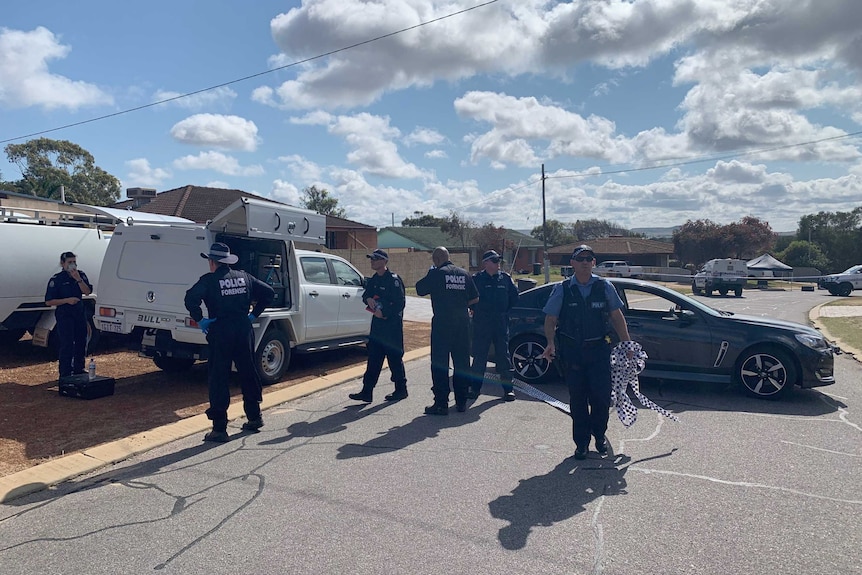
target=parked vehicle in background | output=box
[593,260,643,278]
[507,278,836,399]
[818,265,862,296]
[95,197,371,385]
[692,258,748,297]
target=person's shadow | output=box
[489,450,673,550]
[337,399,500,459]
[259,402,393,446]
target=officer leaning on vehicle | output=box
[44,251,93,380]
[348,248,408,403]
[184,242,274,443]
[468,249,520,402]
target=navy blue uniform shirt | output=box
[45,270,92,319]
[185,266,274,322]
[363,268,405,322]
[471,270,519,320]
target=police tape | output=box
[480,371,570,414]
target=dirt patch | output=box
[0,322,430,478]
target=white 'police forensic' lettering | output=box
[444,273,466,290]
[219,276,248,296]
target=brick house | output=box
[547,237,676,266]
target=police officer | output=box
[540,245,632,460]
[184,242,274,443]
[349,249,408,403]
[44,251,93,379]
[469,250,520,402]
[415,246,479,415]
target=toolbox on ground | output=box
[58,374,116,400]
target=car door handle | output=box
[309,291,319,297]
[342,292,352,299]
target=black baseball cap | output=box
[366,249,389,261]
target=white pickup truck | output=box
[593,260,643,278]
[818,264,862,297]
[94,197,371,384]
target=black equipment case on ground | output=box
[58,374,116,400]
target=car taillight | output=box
[99,307,116,317]
[185,318,199,328]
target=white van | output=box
[692,258,748,297]
[94,197,371,384]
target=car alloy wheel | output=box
[737,348,796,399]
[510,335,552,383]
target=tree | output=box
[401,211,446,227]
[776,241,829,272]
[723,216,775,258]
[300,185,346,217]
[673,219,725,267]
[473,222,515,263]
[440,211,473,250]
[530,219,574,246]
[4,138,121,205]
[797,208,862,273]
[570,218,642,241]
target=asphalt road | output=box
[0,289,859,575]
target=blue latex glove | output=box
[198,317,216,334]
[248,313,256,323]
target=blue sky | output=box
[2,0,861,233]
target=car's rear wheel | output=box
[827,286,839,296]
[837,282,853,297]
[255,328,291,385]
[691,282,702,295]
[736,347,796,399]
[153,356,196,372]
[510,335,553,384]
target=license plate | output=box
[99,322,123,333]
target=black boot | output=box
[385,387,408,401]
[349,388,373,402]
[204,419,229,443]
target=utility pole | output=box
[542,164,549,283]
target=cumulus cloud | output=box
[152,86,237,110]
[404,127,445,146]
[170,114,260,151]
[0,26,112,110]
[125,158,171,187]
[173,151,264,177]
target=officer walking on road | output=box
[415,246,479,415]
[44,251,93,379]
[540,245,632,460]
[184,242,274,443]
[468,250,520,402]
[349,249,408,403]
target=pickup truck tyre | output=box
[153,356,196,372]
[734,286,743,297]
[837,282,853,297]
[691,282,702,295]
[735,347,796,399]
[255,328,291,386]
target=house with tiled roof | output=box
[547,236,675,266]
[113,186,377,250]
[378,226,544,271]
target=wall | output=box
[329,249,470,287]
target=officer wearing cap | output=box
[45,251,93,379]
[540,244,632,460]
[184,242,274,443]
[468,249,519,402]
[415,246,479,415]
[348,249,408,403]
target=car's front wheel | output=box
[510,335,554,384]
[255,328,291,385]
[837,282,853,297]
[735,347,796,399]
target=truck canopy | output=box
[208,197,325,245]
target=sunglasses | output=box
[485,257,501,264]
[573,256,594,262]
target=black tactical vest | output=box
[557,279,611,344]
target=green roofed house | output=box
[378,226,544,272]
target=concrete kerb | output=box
[809,303,861,362]
[0,346,432,504]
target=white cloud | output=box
[425,150,447,159]
[0,27,112,110]
[404,127,445,146]
[170,114,260,151]
[152,86,237,110]
[125,158,171,187]
[205,180,231,189]
[270,179,302,205]
[173,151,264,177]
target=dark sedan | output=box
[507,278,836,399]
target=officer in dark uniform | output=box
[540,245,631,460]
[415,246,479,415]
[348,249,408,403]
[44,251,93,379]
[184,242,274,443]
[469,250,520,402]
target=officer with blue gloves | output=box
[184,243,274,443]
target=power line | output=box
[0,0,500,145]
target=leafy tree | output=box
[673,219,725,267]
[401,211,446,227]
[4,138,121,205]
[570,218,642,241]
[797,208,862,273]
[473,222,515,262]
[440,211,473,250]
[723,216,775,258]
[300,185,346,217]
[530,219,574,246]
[775,241,829,272]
